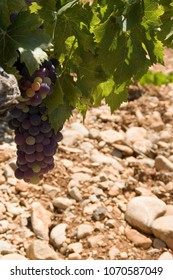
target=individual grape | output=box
[43,77,52,86]
[40,121,51,133]
[39,83,50,94]
[32,164,41,173]
[41,114,48,121]
[35,143,43,152]
[8,119,18,130]
[30,175,40,184]
[34,68,48,79]
[44,130,53,138]
[24,169,34,179]
[43,144,55,156]
[30,114,41,126]
[19,79,31,91]
[22,119,31,130]
[35,133,44,143]
[53,131,63,142]
[15,134,25,145]
[22,106,29,113]
[44,156,54,164]
[10,108,22,118]
[15,169,24,179]
[26,136,36,145]
[35,152,44,161]
[34,77,43,83]
[17,154,27,165]
[18,164,29,172]
[48,162,55,171]
[31,81,41,91]
[29,126,39,136]
[29,106,39,115]
[43,138,50,145]
[23,144,36,154]
[18,112,28,122]
[26,88,35,97]
[39,161,48,168]
[30,93,42,106]
[25,153,36,163]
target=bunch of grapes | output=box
[9,60,62,184]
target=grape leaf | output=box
[46,78,64,113]
[48,103,73,132]
[0,11,50,71]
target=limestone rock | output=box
[53,197,74,209]
[151,215,173,250]
[125,196,166,233]
[50,223,67,248]
[31,202,51,240]
[125,228,152,249]
[155,155,173,172]
[77,223,94,239]
[0,254,27,260]
[26,240,58,260]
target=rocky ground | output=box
[0,50,173,260]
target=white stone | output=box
[0,254,27,260]
[26,240,58,260]
[77,223,94,239]
[53,197,74,209]
[151,215,173,250]
[125,196,166,233]
[126,127,147,143]
[50,223,67,248]
[155,155,173,172]
[158,252,173,260]
[100,129,124,144]
[31,202,51,240]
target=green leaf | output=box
[46,78,64,114]
[48,103,73,132]
[0,11,50,71]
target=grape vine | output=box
[0,0,173,182]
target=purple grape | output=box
[35,152,44,161]
[29,126,39,136]
[29,106,39,114]
[30,114,41,126]
[43,138,50,145]
[30,93,42,106]
[44,156,54,164]
[39,83,50,94]
[17,154,27,165]
[10,108,22,118]
[22,119,31,130]
[18,112,28,122]
[53,131,63,142]
[23,144,36,154]
[40,121,51,133]
[15,169,24,179]
[15,134,25,145]
[35,143,43,152]
[39,161,48,168]
[25,153,36,163]
[35,133,44,143]
[43,145,55,156]
[11,119,20,128]
[18,164,29,172]
[24,169,34,179]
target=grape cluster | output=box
[9,61,62,184]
